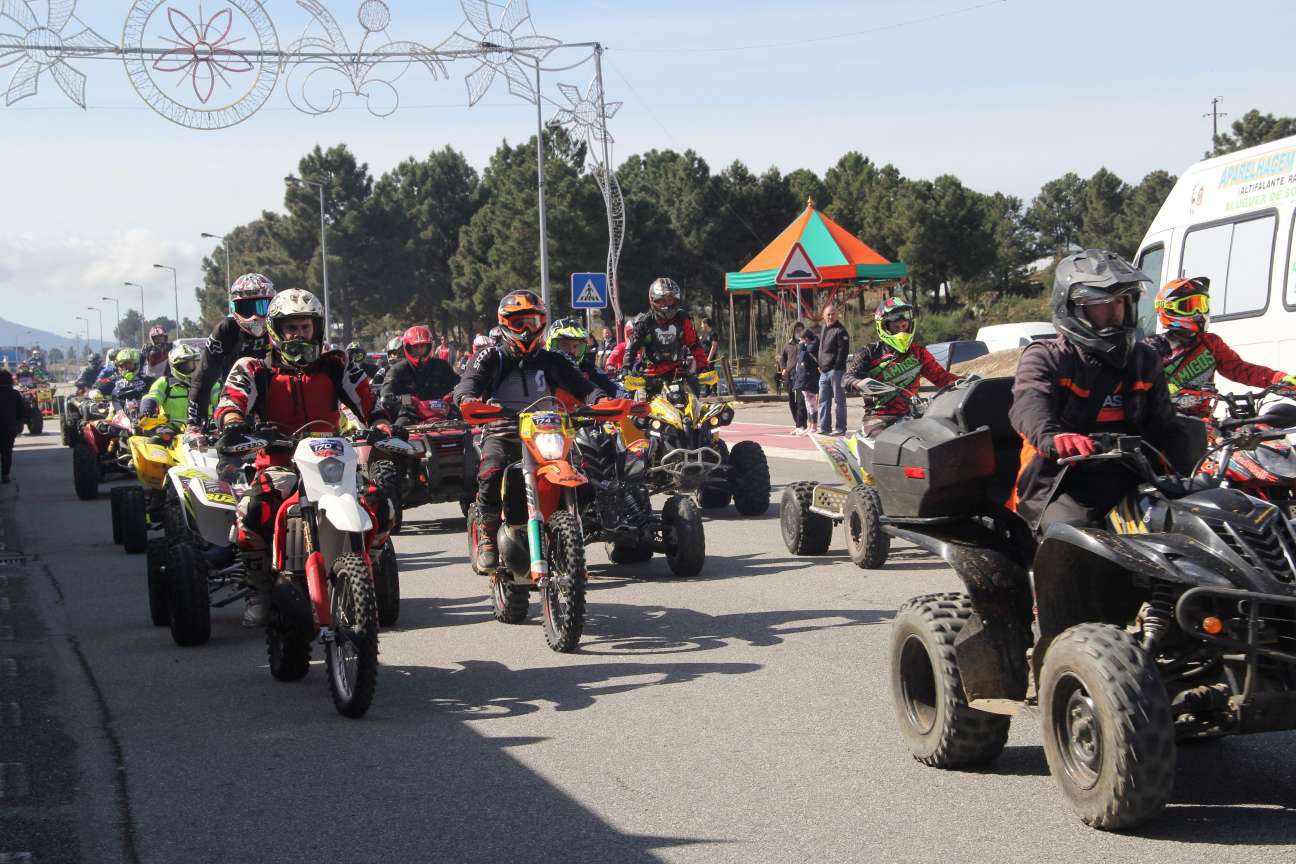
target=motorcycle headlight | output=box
[532,431,568,461]
[318,456,346,484]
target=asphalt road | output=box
[4,428,1296,863]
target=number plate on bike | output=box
[308,439,344,458]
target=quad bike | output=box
[780,378,929,569]
[17,384,51,435]
[110,418,184,555]
[218,422,392,718]
[361,396,474,532]
[462,397,631,653]
[622,368,770,516]
[882,376,1296,829]
[1173,383,1296,510]
[70,398,138,501]
[571,399,706,578]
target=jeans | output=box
[817,369,846,434]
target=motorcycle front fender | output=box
[318,492,374,533]
[536,462,587,489]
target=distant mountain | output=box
[0,317,109,354]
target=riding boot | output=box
[238,529,272,627]
[474,510,501,572]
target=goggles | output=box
[233,298,271,318]
[1155,293,1210,317]
[504,313,545,334]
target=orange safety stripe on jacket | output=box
[1008,436,1039,513]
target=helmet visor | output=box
[233,298,271,318]
[1156,293,1210,317]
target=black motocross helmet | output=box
[1052,249,1150,369]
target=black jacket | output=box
[453,347,599,412]
[1008,336,1193,526]
[188,317,270,426]
[75,363,99,391]
[777,338,799,378]
[817,321,850,372]
[381,357,460,405]
[0,384,27,436]
[793,339,820,392]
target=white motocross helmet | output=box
[229,273,277,338]
[266,289,325,368]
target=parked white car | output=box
[974,322,1056,353]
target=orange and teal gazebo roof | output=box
[725,199,907,292]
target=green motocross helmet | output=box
[874,297,916,353]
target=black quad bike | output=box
[880,376,1296,830]
[571,402,706,578]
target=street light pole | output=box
[101,296,120,345]
[285,175,331,341]
[200,232,231,291]
[533,58,550,309]
[153,264,179,338]
[86,306,103,353]
[74,316,89,356]
[124,281,144,347]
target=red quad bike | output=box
[221,421,395,718]
[1174,384,1296,511]
[360,397,474,532]
[71,399,139,501]
[18,384,52,435]
[460,397,634,653]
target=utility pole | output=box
[1204,96,1228,152]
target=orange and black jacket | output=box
[1145,332,1286,415]
[1007,337,1192,526]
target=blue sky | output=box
[1,0,1291,338]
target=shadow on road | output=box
[387,593,495,630]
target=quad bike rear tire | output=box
[844,485,889,569]
[166,539,211,646]
[728,440,771,516]
[26,412,42,436]
[607,538,654,564]
[1040,623,1175,830]
[662,495,705,578]
[110,486,126,544]
[891,593,1010,768]
[267,583,313,682]
[72,440,99,501]
[541,510,587,653]
[120,487,149,555]
[146,537,170,627]
[325,553,380,719]
[780,482,832,555]
[368,459,403,536]
[375,539,401,627]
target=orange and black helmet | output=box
[497,290,547,357]
[1155,277,1210,333]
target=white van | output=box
[1134,135,1296,375]
[974,322,1057,353]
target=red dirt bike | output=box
[360,397,474,532]
[460,397,635,653]
[1173,384,1296,510]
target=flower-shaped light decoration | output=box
[153,7,252,104]
[283,0,445,118]
[437,0,558,106]
[0,0,115,107]
[552,76,620,145]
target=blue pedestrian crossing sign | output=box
[571,272,608,309]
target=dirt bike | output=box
[571,399,706,578]
[70,397,139,501]
[622,368,770,516]
[1173,383,1296,510]
[461,397,630,653]
[781,378,930,569]
[881,376,1296,829]
[361,397,474,532]
[218,421,391,718]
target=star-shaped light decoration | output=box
[437,0,558,106]
[552,76,621,144]
[0,0,115,107]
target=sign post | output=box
[775,242,821,319]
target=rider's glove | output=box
[1051,432,1096,460]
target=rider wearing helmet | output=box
[1144,276,1296,416]
[188,273,276,431]
[843,297,959,437]
[76,352,102,393]
[13,363,35,390]
[1009,249,1193,527]
[141,343,212,424]
[109,348,149,405]
[381,325,460,426]
[546,317,618,395]
[143,324,172,379]
[214,289,391,626]
[94,349,118,392]
[453,291,605,571]
[622,278,711,386]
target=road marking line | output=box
[761,446,828,463]
[0,763,28,799]
[0,703,19,727]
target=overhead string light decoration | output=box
[0,0,115,107]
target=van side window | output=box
[1180,212,1276,318]
[1286,212,1296,308]
[1135,244,1165,333]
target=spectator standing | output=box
[778,322,805,428]
[793,327,820,435]
[816,304,850,435]
[436,336,452,364]
[0,370,27,482]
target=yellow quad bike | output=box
[622,368,770,516]
[111,417,184,557]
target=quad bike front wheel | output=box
[728,440,771,516]
[110,486,126,544]
[146,537,170,627]
[326,553,380,719]
[120,486,149,555]
[780,481,832,555]
[267,582,313,682]
[375,539,400,627]
[1039,623,1175,830]
[166,539,211,646]
[541,511,587,653]
[368,459,403,536]
[26,411,42,436]
[662,495,705,578]
[890,593,1010,768]
[72,440,99,501]
[844,485,889,569]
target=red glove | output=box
[1052,433,1095,460]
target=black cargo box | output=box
[867,417,996,518]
